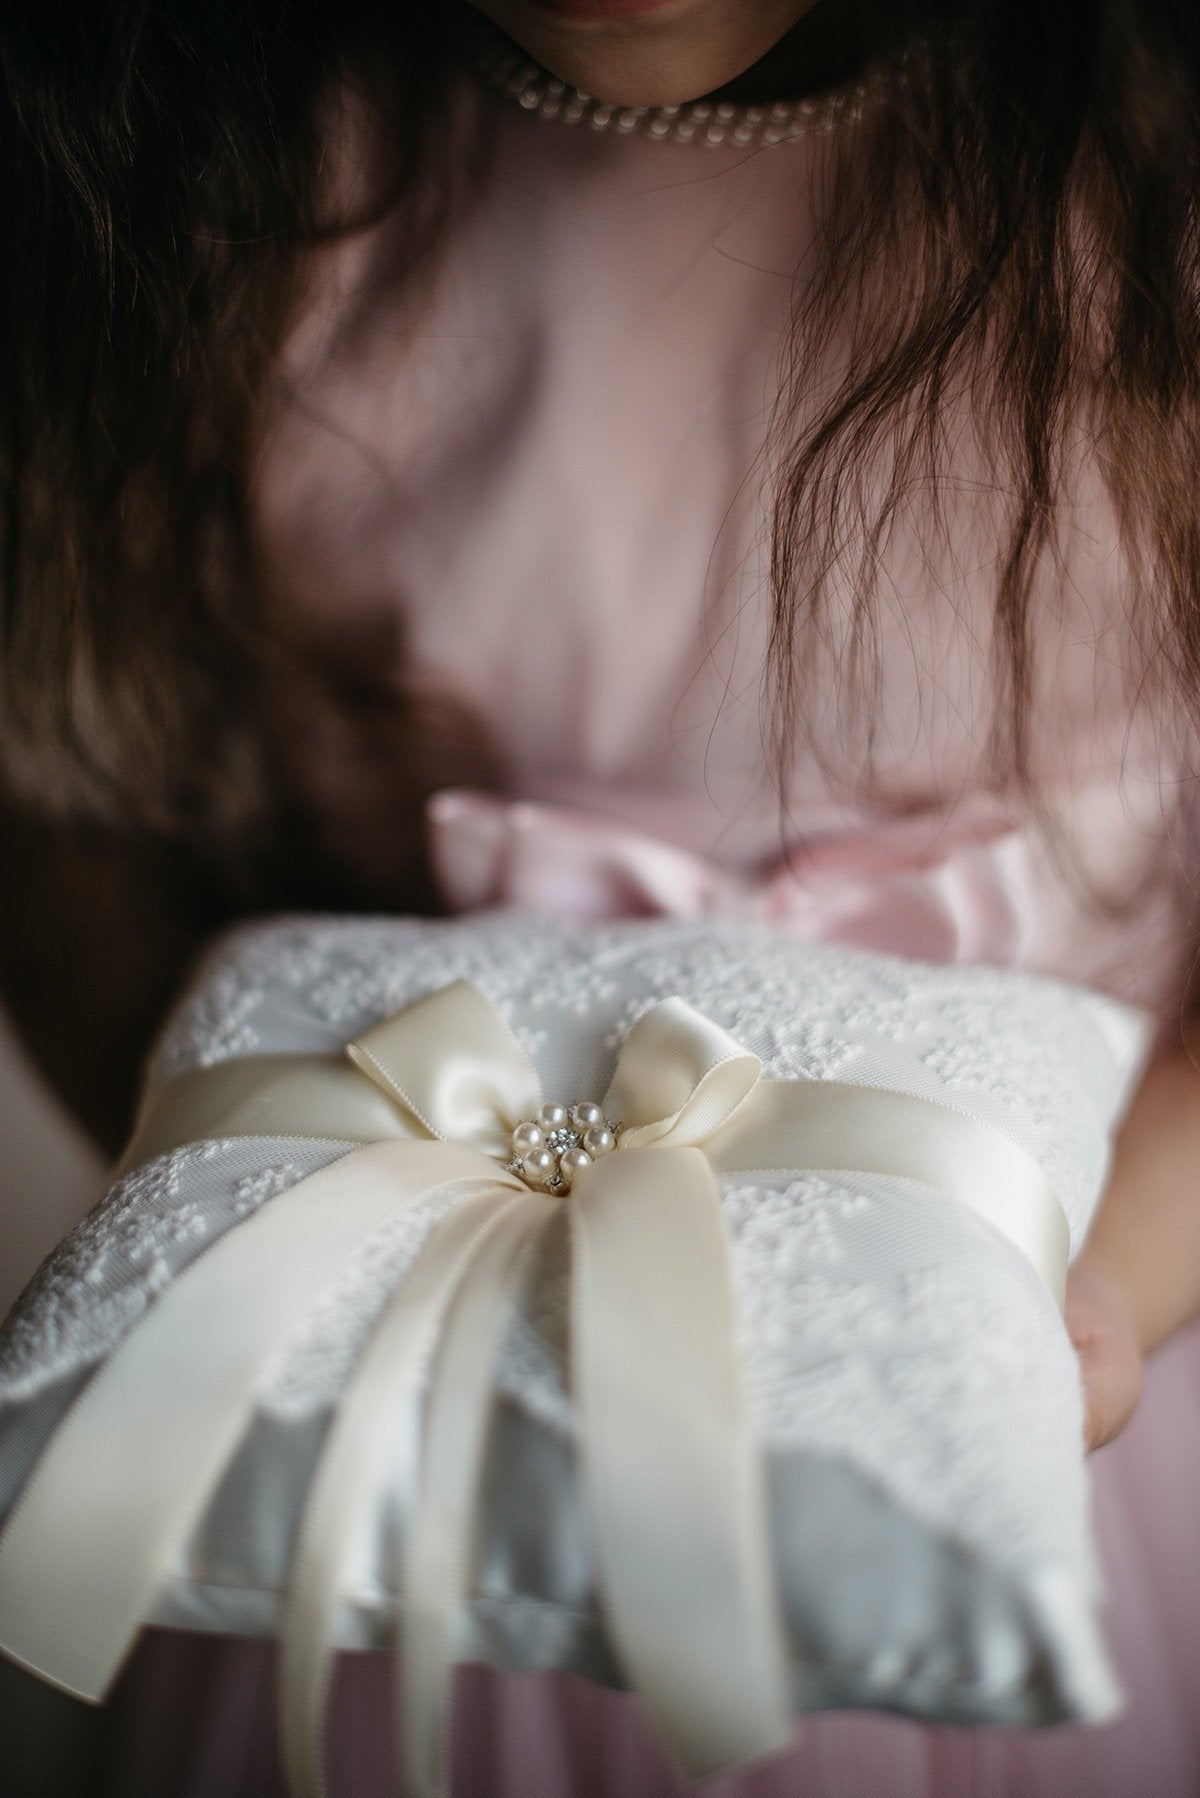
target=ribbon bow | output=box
[0,982,1070,1798]
[295,982,789,1795]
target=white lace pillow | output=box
[0,913,1150,1774]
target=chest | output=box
[252,88,1143,869]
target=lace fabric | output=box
[0,914,1148,1601]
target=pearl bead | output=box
[512,1121,545,1156]
[571,1101,605,1130]
[581,1126,614,1157]
[522,1147,556,1185]
[557,1146,592,1187]
[539,1102,569,1131]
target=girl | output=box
[2,0,1200,1790]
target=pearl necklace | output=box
[452,6,877,149]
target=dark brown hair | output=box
[2,0,1199,894]
[772,0,1200,797]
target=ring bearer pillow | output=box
[0,915,1150,1793]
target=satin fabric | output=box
[51,1325,1200,1798]
[424,790,1200,1049]
[426,790,1041,962]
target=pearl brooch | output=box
[509,1100,620,1193]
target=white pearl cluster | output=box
[453,6,875,149]
[509,1100,620,1193]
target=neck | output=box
[710,0,881,104]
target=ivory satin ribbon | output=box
[0,980,1070,1798]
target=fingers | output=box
[1079,1331,1143,1451]
[1065,1259,1144,1451]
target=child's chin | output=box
[466,0,808,111]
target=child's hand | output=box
[1065,1257,1143,1451]
[1063,1029,1200,1453]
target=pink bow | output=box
[426,790,1038,965]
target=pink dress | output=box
[83,37,1200,1794]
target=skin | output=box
[467,0,837,106]
[1069,1027,1200,1449]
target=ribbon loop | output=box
[349,979,543,1158]
[605,997,761,1150]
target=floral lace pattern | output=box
[0,1144,323,1404]
[0,913,1149,1589]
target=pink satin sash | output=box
[426,789,1039,964]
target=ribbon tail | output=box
[398,1191,554,1798]
[0,1139,509,1704]
[278,1181,534,1798]
[569,1145,793,1777]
